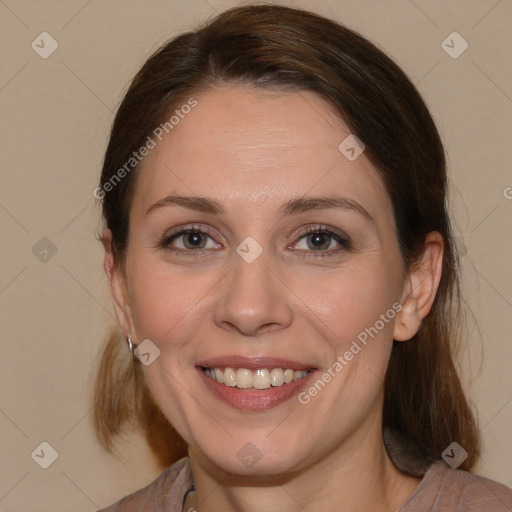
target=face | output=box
[112,85,411,476]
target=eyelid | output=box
[294,223,348,237]
[159,222,351,257]
[291,224,350,245]
[162,223,222,245]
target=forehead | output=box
[131,85,393,223]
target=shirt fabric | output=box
[98,457,512,512]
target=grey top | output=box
[98,457,512,511]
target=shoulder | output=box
[399,461,512,511]
[97,457,194,512]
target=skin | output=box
[104,85,444,512]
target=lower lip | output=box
[197,368,317,411]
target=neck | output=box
[186,426,421,512]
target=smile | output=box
[202,367,312,390]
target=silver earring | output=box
[127,334,133,353]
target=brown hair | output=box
[93,4,480,472]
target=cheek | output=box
[127,254,213,348]
[289,261,400,350]
[286,262,401,405]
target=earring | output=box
[127,334,133,353]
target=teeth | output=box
[223,367,236,387]
[253,369,270,390]
[270,368,285,386]
[236,368,253,389]
[204,367,310,389]
[214,368,224,384]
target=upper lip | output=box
[196,356,314,371]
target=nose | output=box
[213,253,293,337]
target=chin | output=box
[191,433,315,477]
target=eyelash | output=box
[293,225,352,257]
[159,224,352,258]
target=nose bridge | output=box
[232,247,273,297]
[212,243,293,336]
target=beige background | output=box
[0,0,511,510]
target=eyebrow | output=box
[146,195,224,216]
[279,196,374,223]
[145,194,374,223]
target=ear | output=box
[394,231,444,342]
[102,229,135,339]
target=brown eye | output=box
[293,228,351,255]
[162,227,221,254]
[306,232,333,250]
[181,231,208,249]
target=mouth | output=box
[196,358,317,411]
[201,367,313,390]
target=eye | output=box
[291,226,351,255]
[161,227,221,254]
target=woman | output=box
[93,4,512,511]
